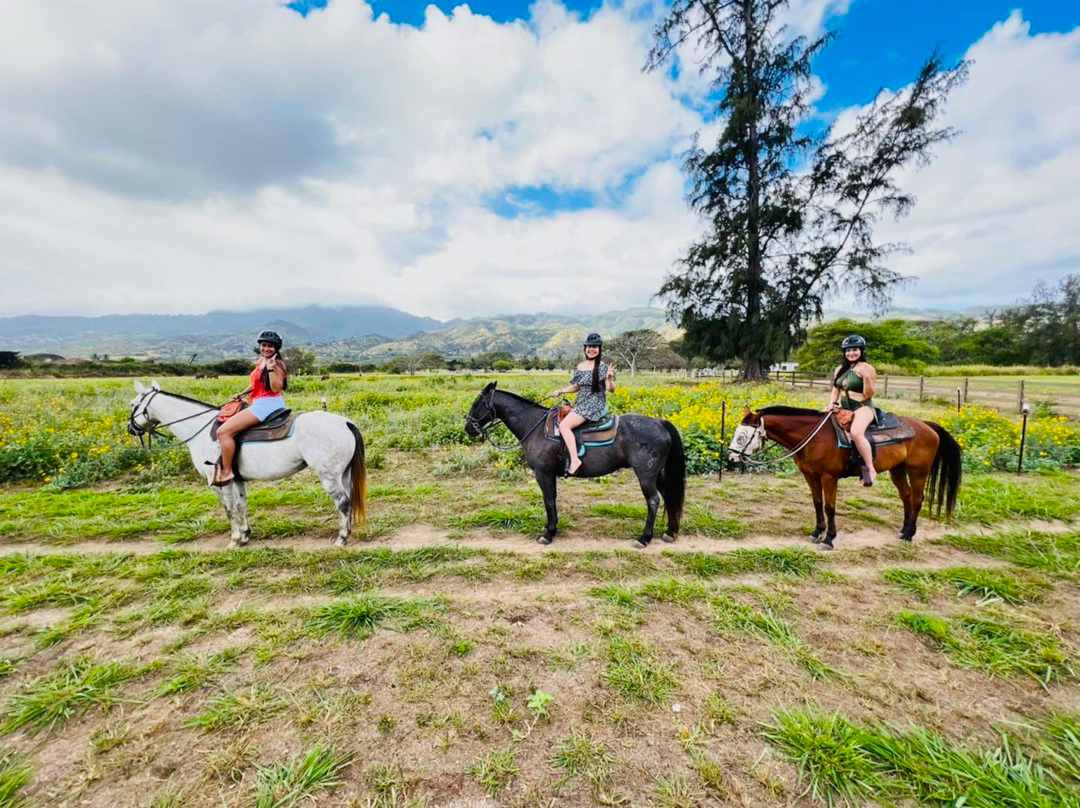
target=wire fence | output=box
[706,369,1080,419]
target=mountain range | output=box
[0,305,675,361]
[0,303,992,361]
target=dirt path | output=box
[0,517,1072,557]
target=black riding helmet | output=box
[840,334,867,352]
[583,333,603,347]
[257,330,283,351]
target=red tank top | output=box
[250,363,285,400]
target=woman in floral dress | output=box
[548,332,616,475]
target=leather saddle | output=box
[831,408,915,454]
[210,408,297,444]
[544,408,619,456]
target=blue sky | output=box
[287,0,1080,221]
[290,0,1078,114]
[2,1,1079,317]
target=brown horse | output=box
[729,406,961,549]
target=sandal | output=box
[211,460,234,487]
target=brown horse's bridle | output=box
[729,412,833,468]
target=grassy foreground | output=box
[0,372,1077,805]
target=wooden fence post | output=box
[1018,380,1025,413]
[883,375,888,397]
[963,377,969,403]
[918,376,924,402]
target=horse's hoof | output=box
[809,533,823,544]
[662,533,677,543]
[334,537,347,548]
[536,535,553,546]
[816,541,835,552]
[632,540,648,550]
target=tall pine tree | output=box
[647,0,967,379]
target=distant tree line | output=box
[794,274,1080,372]
[8,274,1075,379]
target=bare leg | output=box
[850,407,877,485]
[216,410,260,484]
[559,411,587,475]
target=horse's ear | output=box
[483,381,496,391]
[134,381,146,393]
[151,380,161,391]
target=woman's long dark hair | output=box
[587,347,603,393]
[833,348,865,385]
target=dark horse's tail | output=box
[346,422,368,527]
[659,421,686,534]
[925,422,961,519]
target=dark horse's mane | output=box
[494,388,546,409]
[758,406,824,417]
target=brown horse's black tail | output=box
[659,421,686,534]
[926,422,961,519]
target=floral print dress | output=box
[571,363,609,422]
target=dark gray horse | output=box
[464,382,686,547]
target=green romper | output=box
[836,368,873,412]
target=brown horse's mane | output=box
[758,406,824,417]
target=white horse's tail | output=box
[346,423,367,527]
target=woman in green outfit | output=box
[829,335,878,486]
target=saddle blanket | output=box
[210,408,298,444]
[832,409,914,451]
[544,410,619,457]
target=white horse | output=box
[129,381,367,547]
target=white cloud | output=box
[864,12,1080,310]
[0,3,1075,322]
[0,0,705,317]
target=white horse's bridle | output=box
[128,387,217,448]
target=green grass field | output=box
[0,372,1077,806]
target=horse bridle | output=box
[466,387,551,452]
[728,412,833,469]
[128,388,219,449]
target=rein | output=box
[467,388,552,452]
[731,411,834,469]
[128,389,220,450]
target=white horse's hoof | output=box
[333,537,347,548]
